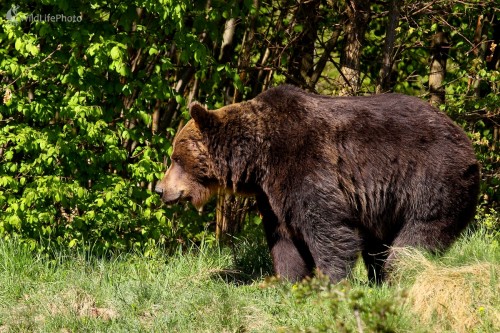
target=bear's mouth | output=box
[162,191,185,205]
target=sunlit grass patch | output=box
[0,220,498,332]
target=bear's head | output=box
[155,102,222,209]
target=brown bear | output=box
[155,85,479,283]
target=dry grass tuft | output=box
[0,287,116,331]
[242,305,275,332]
[394,249,499,333]
[50,288,118,320]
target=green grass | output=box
[0,226,498,333]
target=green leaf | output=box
[77,66,85,77]
[110,46,121,60]
[26,44,39,56]
[175,95,184,104]
[4,151,14,161]
[15,38,24,51]
[9,63,18,75]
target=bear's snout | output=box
[155,181,184,204]
[154,185,163,195]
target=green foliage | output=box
[0,0,219,253]
[475,207,500,251]
[265,275,401,333]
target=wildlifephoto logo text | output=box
[5,3,82,24]
[6,4,19,22]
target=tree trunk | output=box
[486,13,500,71]
[152,99,161,134]
[233,0,259,102]
[215,1,259,241]
[488,14,500,153]
[215,193,249,242]
[287,0,319,88]
[219,18,236,63]
[471,14,489,98]
[309,29,341,90]
[429,31,449,106]
[338,0,371,96]
[376,0,400,93]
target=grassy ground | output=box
[0,225,498,332]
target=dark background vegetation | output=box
[0,0,498,254]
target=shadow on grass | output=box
[210,236,274,285]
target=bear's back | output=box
[253,85,474,160]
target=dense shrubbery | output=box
[0,0,498,253]
[0,0,221,253]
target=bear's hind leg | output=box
[383,218,464,279]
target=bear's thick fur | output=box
[156,85,479,283]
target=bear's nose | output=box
[154,185,163,195]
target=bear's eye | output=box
[172,156,182,165]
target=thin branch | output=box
[1,44,62,92]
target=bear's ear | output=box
[189,102,217,128]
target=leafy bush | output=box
[261,273,403,333]
[0,0,218,253]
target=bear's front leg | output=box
[257,194,314,281]
[268,235,314,282]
